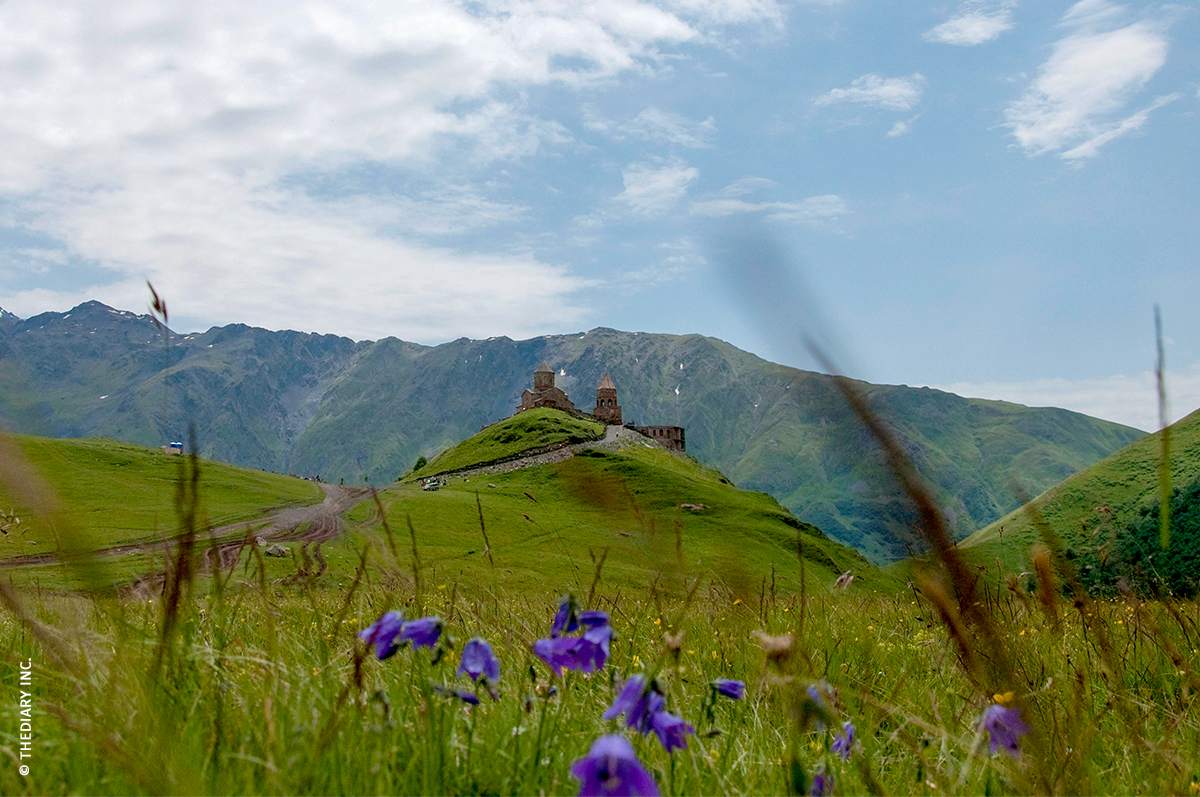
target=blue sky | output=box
[0,0,1197,430]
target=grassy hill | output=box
[409,407,603,479]
[951,407,1200,574]
[343,415,892,598]
[0,434,323,559]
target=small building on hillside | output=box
[515,363,684,453]
[629,424,686,452]
[518,361,577,413]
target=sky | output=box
[0,0,1197,432]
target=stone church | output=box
[516,362,685,452]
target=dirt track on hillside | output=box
[0,483,371,594]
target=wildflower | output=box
[580,610,610,629]
[534,636,580,676]
[603,675,657,732]
[552,595,580,637]
[433,684,480,705]
[648,706,694,753]
[459,637,500,683]
[981,704,1031,758]
[570,735,660,797]
[400,616,443,649]
[809,767,831,797]
[833,571,854,590]
[359,610,404,660]
[831,721,855,760]
[574,623,612,673]
[535,611,612,675]
[711,679,745,700]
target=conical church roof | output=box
[597,372,616,390]
[535,360,554,373]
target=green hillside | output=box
[952,407,1200,574]
[346,422,891,598]
[0,302,1144,563]
[0,434,323,558]
[410,407,603,479]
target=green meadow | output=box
[0,415,1198,796]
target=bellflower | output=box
[534,636,580,676]
[458,637,500,683]
[712,679,746,700]
[433,684,480,705]
[552,595,580,637]
[981,704,1031,758]
[649,708,695,753]
[832,721,855,760]
[603,675,657,732]
[400,616,443,649]
[579,610,610,629]
[359,610,404,660]
[573,623,612,673]
[809,768,831,797]
[570,735,660,797]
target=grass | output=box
[410,408,604,480]
[1,408,1198,796]
[0,435,323,558]
[1,554,1197,795]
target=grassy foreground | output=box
[1,550,1197,796]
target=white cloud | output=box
[1004,0,1172,159]
[816,73,927,112]
[617,158,699,216]
[585,105,717,147]
[923,2,1016,46]
[0,1,781,341]
[886,115,920,137]
[690,182,848,226]
[931,360,1200,432]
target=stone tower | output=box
[593,372,623,425]
[533,360,555,390]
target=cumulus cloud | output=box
[932,360,1200,432]
[617,159,700,216]
[1004,0,1174,159]
[690,180,848,226]
[923,2,1016,46]
[815,73,927,112]
[0,1,779,341]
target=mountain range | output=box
[0,300,1144,563]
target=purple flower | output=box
[602,675,657,732]
[832,720,855,760]
[579,610,610,629]
[711,679,746,700]
[809,768,831,797]
[649,708,694,753]
[981,704,1031,758]
[534,636,580,676]
[806,684,827,731]
[359,610,404,660]
[433,684,480,705]
[400,616,443,649]
[458,637,500,683]
[573,623,612,673]
[552,595,579,637]
[570,735,660,797]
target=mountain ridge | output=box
[0,301,1144,562]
